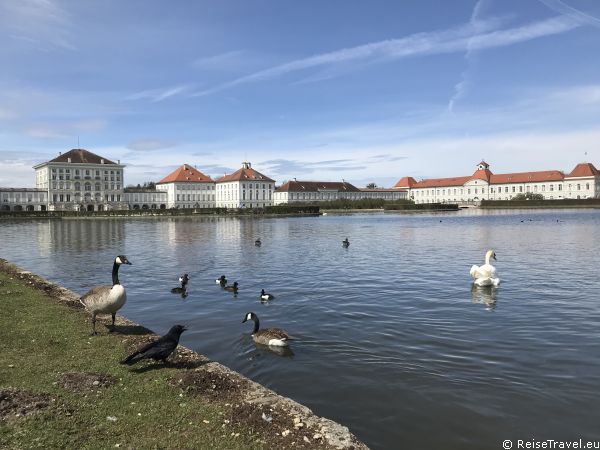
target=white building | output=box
[0,188,48,211]
[123,190,168,209]
[33,148,126,211]
[273,180,407,205]
[155,164,215,209]
[216,162,275,208]
[395,161,600,204]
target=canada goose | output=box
[215,275,227,286]
[120,325,187,365]
[260,289,274,301]
[255,238,262,246]
[470,250,500,287]
[80,255,132,335]
[242,312,292,346]
[342,238,350,247]
[224,281,239,293]
[171,274,189,294]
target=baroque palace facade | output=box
[395,161,600,204]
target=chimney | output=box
[59,151,62,156]
[293,177,297,181]
[67,157,71,163]
[242,162,251,169]
[118,159,120,164]
[100,159,104,164]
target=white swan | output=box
[470,250,500,287]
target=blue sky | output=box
[1,0,600,188]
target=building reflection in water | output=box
[49,219,126,252]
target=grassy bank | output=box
[0,270,265,450]
[0,264,366,450]
[0,205,320,220]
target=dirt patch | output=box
[227,402,334,450]
[0,388,52,421]
[57,372,117,393]
[170,368,246,400]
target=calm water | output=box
[2,210,600,450]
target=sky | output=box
[1,0,600,188]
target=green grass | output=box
[0,272,264,450]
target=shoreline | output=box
[0,258,369,450]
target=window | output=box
[512,186,516,192]
[586,183,590,190]
[577,184,580,191]
[519,186,523,193]
[550,185,554,191]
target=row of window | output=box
[414,183,592,197]
[176,194,216,202]
[52,168,121,176]
[51,182,121,191]
[218,183,273,190]
[176,184,214,191]
[52,194,122,203]
[2,194,46,202]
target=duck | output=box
[342,238,350,247]
[255,238,262,247]
[470,250,500,287]
[260,289,274,301]
[224,281,239,293]
[80,255,132,335]
[171,274,189,294]
[215,275,227,286]
[242,312,293,347]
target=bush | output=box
[512,193,545,200]
[290,198,413,210]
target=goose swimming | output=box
[80,255,132,335]
[342,238,350,247]
[255,238,262,247]
[215,275,227,286]
[171,274,189,294]
[242,312,292,347]
[470,250,500,287]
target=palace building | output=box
[273,180,407,205]
[395,161,600,204]
[156,164,215,209]
[33,148,127,211]
[215,162,275,208]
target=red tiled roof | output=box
[413,176,472,188]
[359,188,406,192]
[276,180,360,193]
[157,164,214,184]
[48,148,117,165]
[489,170,564,184]
[471,168,492,182]
[568,162,600,178]
[393,176,417,188]
[216,163,274,183]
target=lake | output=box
[2,209,600,450]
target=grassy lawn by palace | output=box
[0,271,265,450]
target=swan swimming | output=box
[470,250,500,287]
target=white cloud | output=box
[537,0,600,28]
[127,139,178,151]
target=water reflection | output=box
[470,284,498,310]
[254,342,295,358]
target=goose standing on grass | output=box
[242,312,292,346]
[470,250,500,287]
[260,289,274,301]
[215,275,227,286]
[224,281,239,293]
[342,237,350,248]
[120,325,187,365]
[171,274,189,294]
[255,238,262,247]
[80,255,132,335]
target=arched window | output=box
[85,183,91,191]
[75,182,81,191]
[95,183,101,191]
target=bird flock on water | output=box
[79,232,500,365]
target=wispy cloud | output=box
[448,0,489,112]
[537,0,600,28]
[192,51,245,71]
[127,85,191,103]
[192,15,581,97]
[127,139,178,151]
[260,158,366,175]
[0,0,76,51]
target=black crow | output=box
[120,325,187,365]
